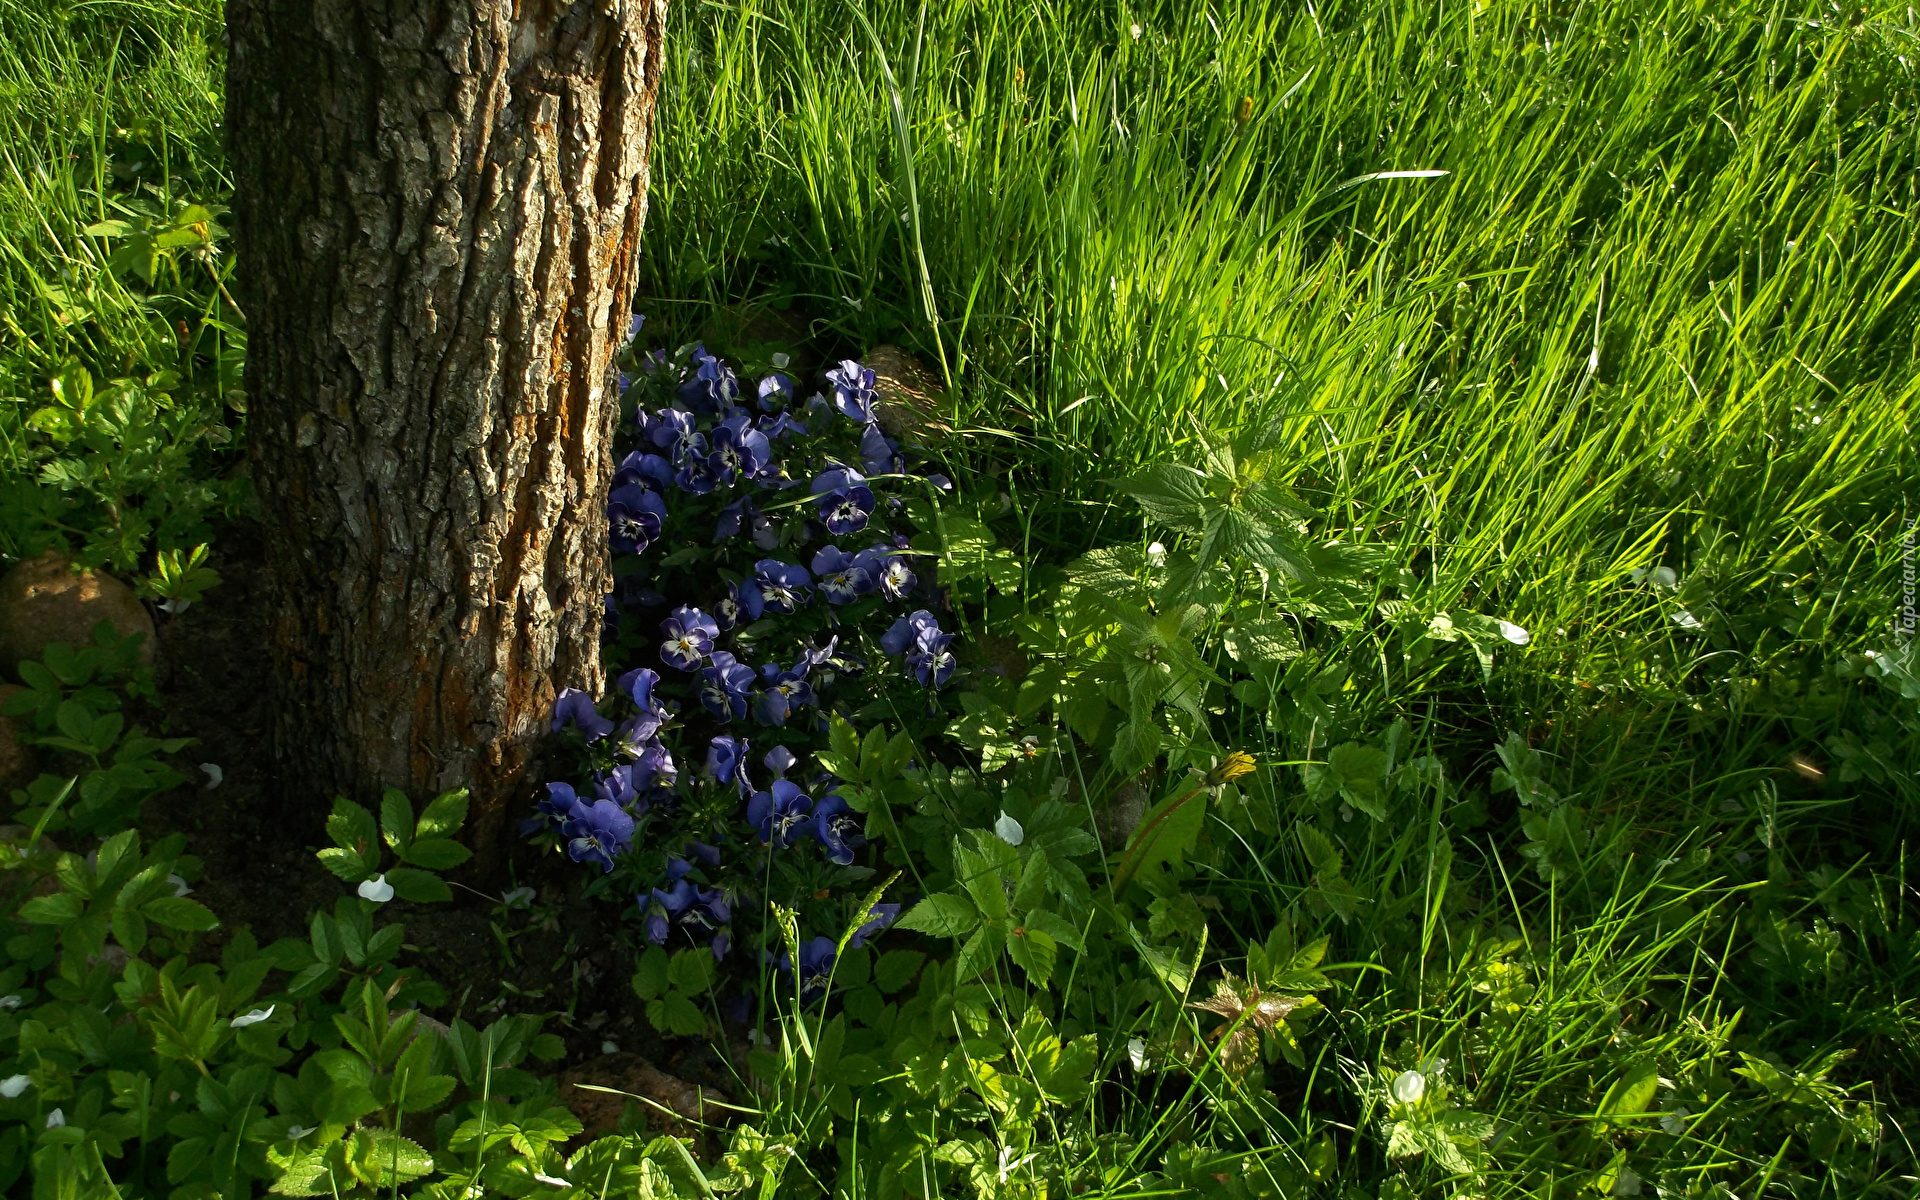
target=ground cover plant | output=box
[1,0,1918,1197]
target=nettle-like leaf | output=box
[1187,974,1313,1072]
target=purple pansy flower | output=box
[812,545,876,604]
[708,412,771,485]
[856,544,916,600]
[536,781,588,824]
[760,412,808,441]
[827,360,878,424]
[706,735,754,797]
[617,667,670,740]
[648,408,705,463]
[552,688,614,741]
[909,629,957,688]
[608,484,667,555]
[860,422,904,476]
[810,792,865,866]
[754,658,816,727]
[660,606,720,671]
[679,344,742,411]
[699,650,757,722]
[756,372,794,412]
[747,779,814,847]
[562,799,634,873]
[812,467,875,536]
[613,449,675,492]
[716,582,745,630]
[763,746,797,779]
[739,559,812,620]
[880,609,944,656]
[632,739,677,793]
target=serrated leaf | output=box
[383,868,450,904]
[142,896,218,931]
[954,923,1006,981]
[414,788,469,838]
[1011,846,1051,912]
[379,789,412,851]
[20,892,83,923]
[400,838,470,870]
[632,945,669,1000]
[315,847,370,882]
[325,798,377,859]
[896,893,978,938]
[1114,464,1208,531]
[1007,926,1057,985]
[1109,716,1162,776]
[873,949,926,993]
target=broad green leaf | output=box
[1109,716,1162,776]
[1111,780,1207,892]
[1114,464,1208,531]
[143,896,217,932]
[1596,1060,1660,1123]
[896,893,979,938]
[383,868,450,904]
[325,798,378,859]
[954,923,1006,981]
[19,892,83,923]
[1012,846,1052,912]
[414,788,469,839]
[667,948,717,994]
[631,946,669,1001]
[315,847,368,882]
[1006,926,1057,985]
[873,949,926,993]
[379,789,412,851]
[400,838,470,870]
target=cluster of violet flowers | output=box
[524,333,951,985]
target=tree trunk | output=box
[225,0,665,866]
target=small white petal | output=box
[994,812,1025,846]
[501,886,536,909]
[199,763,224,790]
[230,1005,275,1028]
[533,1172,572,1188]
[1672,610,1703,630]
[1611,1166,1643,1196]
[600,1040,619,1055]
[1650,566,1678,589]
[0,1074,29,1098]
[0,994,22,1010]
[1496,620,1530,645]
[771,352,791,369]
[285,1124,317,1139]
[167,874,192,898]
[1146,541,1167,567]
[1127,1037,1147,1072]
[44,1108,65,1128]
[1628,567,1647,584]
[357,875,395,903]
[1391,1069,1426,1105]
[159,598,194,615]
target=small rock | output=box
[557,1052,730,1140]
[864,344,948,440]
[0,685,38,792]
[0,552,154,679]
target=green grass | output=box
[2,0,1917,1196]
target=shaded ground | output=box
[140,520,737,1099]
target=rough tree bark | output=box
[226,0,666,864]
